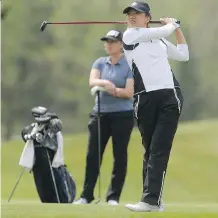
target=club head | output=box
[40,21,48,32]
[31,106,48,117]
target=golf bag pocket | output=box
[53,166,76,203]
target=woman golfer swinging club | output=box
[122,1,189,212]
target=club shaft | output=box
[46,21,162,25]
[8,168,25,202]
[46,149,60,203]
[97,91,101,202]
[41,20,180,32]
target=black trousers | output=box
[134,88,183,206]
[80,110,134,202]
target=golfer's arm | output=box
[124,24,177,44]
[163,37,189,61]
[115,78,134,99]
[175,28,187,44]
[89,68,108,88]
[175,28,189,60]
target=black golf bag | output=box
[21,106,76,203]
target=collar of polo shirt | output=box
[106,55,124,65]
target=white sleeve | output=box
[162,39,189,61]
[123,23,177,44]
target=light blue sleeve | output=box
[126,62,133,79]
[92,57,103,71]
[126,66,133,79]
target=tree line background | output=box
[2,0,218,140]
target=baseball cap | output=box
[100,30,123,42]
[123,1,151,15]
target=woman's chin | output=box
[128,24,137,28]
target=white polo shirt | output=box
[122,24,189,94]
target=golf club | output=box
[90,86,107,204]
[8,168,25,202]
[95,90,102,204]
[40,20,180,32]
[46,149,60,203]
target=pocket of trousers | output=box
[88,112,98,129]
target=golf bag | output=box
[20,106,76,203]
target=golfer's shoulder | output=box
[120,55,129,65]
[92,57,108,69]
[123,28,142,44]
[123,28,135,42]
[93,57,107,64]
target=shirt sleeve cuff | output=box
[177,44,188,49]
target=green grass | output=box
[1,119,218,218]
[2,201,218,218]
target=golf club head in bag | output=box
[19,106,76,203]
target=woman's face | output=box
[104,40,122,55]
[126,9,150,27]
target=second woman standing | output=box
[74,30,134,205]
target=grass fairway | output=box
[2,201,218,218]
[1,119,218,218]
